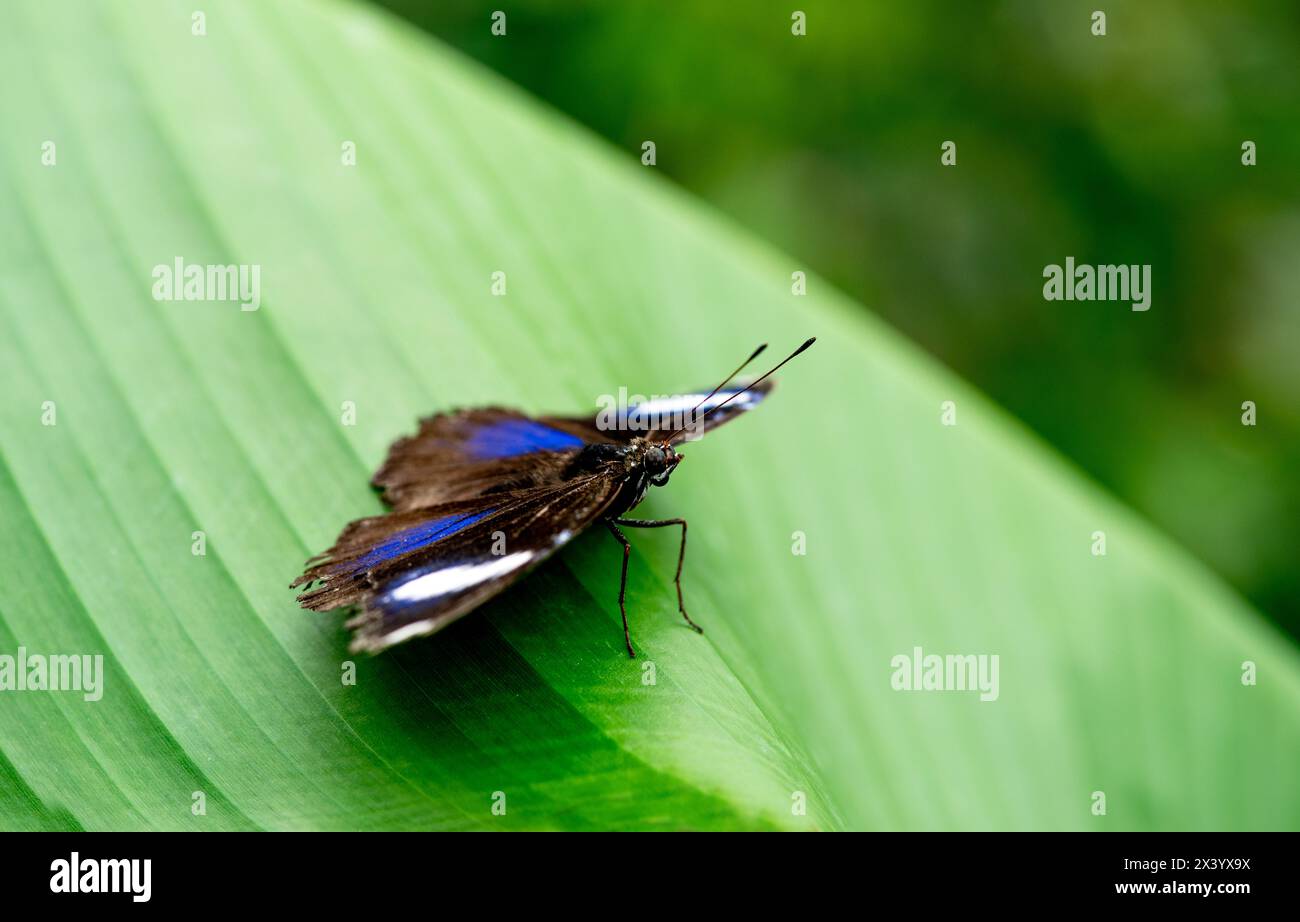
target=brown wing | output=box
[371,408,617,512]
[295,474,623,653]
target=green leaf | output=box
[1,0,1296,831]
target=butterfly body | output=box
[293,340,812,656]
[571,438,682,512]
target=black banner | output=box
[2,831,1283,907]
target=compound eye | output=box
[645,446,666,474]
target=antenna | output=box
[657,344,767,444]
[663,338,815,444]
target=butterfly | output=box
[293,339,814,656]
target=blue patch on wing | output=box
[353,510,492,570]
[465,419,584,459]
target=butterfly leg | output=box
[614,518,703,635]
[605,519,637,658]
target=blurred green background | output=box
[375,0,1300,640]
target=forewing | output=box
[294,475,622,653]
[548,379,775,446]
[372,408,613,512]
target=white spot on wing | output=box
[384,551,535,606]
[630,389,760,417]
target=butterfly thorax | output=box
[568,438,681,518]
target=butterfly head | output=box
[642,442,681,487]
